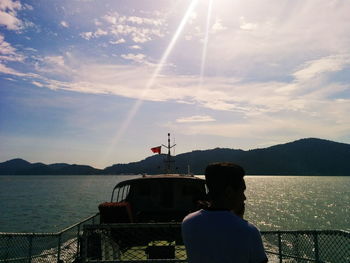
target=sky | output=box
[1,0,350,168]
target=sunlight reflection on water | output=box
[0,175,349,232]
[244,176,350,231]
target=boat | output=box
[81,133,208,260]
[98,174,207,224]
[98,134,207,224]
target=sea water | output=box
[0,175,349,233]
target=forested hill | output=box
[1,138,350,176]
[0,159,101,175]
[105,138,350,176]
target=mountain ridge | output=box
[1,138,349,176]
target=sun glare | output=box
[101,0,202,161]
[199,0,213,89]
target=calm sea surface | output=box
[0,175,349,233]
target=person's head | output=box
[205,162,246,216]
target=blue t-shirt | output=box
[182,209,268,263]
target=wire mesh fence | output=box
[81,224,350,263]
[261,230,350,263]
[80,224,185,262]
[1,219,349,263]
[0,214,99,263]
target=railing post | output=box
[57,233,62,263]
[278,231,283,263]
[76,224,81,258]
[82,226,88,263]
[313,231,320,263]
[27,234,33,263]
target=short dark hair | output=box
[205,162,245,199]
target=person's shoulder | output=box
[243,221,263,238]
[182,209,204,224]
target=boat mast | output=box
[162,133,176,174]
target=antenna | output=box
[162,133,176,174]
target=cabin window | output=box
[205,184,209,195]
[115,185,130,202]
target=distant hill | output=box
[1,138,349,176]
[103,138,350,176]
[0,158,102,175]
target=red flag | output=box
[151,146,161,154]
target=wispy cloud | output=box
[44,56,65,67]
[0,33,24,61]
[5,50,349,117]
[110,38,125,45]
[239,17,257,31]
[0,63,37,77]
[120,53,146,64]
[129,45,142,50]
[171,112,350,142]
[176,115,215,123]
[293,55,350,82]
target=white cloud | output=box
[0,0,21,10]
[176,115,215,123]
[239,17,257,31]
[0,9,21,30]
[121,53,146,63]
[0,62,37,77]
[0,33,24,61]
[110,38,125,45]
[293,55,350,82]
[173,113,350,141]
[32,81,44,87]
[0,0,22,30]
[95,28,108,37]
[80,32,93,40]
[60,21,69,28]
[103,13,118,24]
[90,12,165,44]
[211,18,226,32]
[80,29,108,40]
[44,55,65,67]
[35,57,347,117]
[109,24,157,43]
[10,45,346,143]
[22,3,33,11]
[129,45,142,50]
[0,33,16,54]
[190,0,350,81]
[126,16,163,26]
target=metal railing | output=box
[261,230,350,263]
[1,218,349,263]
[0,214,99,263]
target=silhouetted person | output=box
[182,162,268,263]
